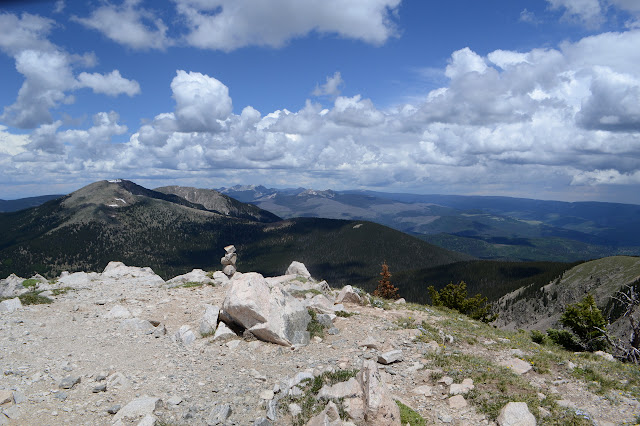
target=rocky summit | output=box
[0,258,639,425]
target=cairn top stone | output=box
[224,245,236,254]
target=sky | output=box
[1,0,640,203]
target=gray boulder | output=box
[336,285,362,305]
[213,322,237,342]
[286,261,311,279]
[173,325,196,346]
[200,304,220,336]
[0,297,22,313]
[222,273,310,346]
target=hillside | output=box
[0,263,638,425]
[495,256,640,334]
[155,185,280,222]
[218,185,640,262]
[0,180,468,288]
[0,194,63,212]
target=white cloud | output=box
[174,0,401,51]
[53,1,65,14]
[0,126,29,156]
[546,0,640,27]
[445,47,487,79]
[72,0,171,50]
[547,0,604,26]
[77,70,141,97]
[0,12,141,129]
[4,27,640,201]
[313,72,344,97]
[171,70,233,132]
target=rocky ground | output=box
[1,261,639,425]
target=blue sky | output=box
[1,0,640,203]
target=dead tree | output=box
[596,283,640,364]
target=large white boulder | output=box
[101,262,165,286]
[0,297,22,313]
[222,272,310,346]
[286,261,311,279]
[0,274,26,298]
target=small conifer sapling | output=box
[373,261,400,300]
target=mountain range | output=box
[0,180,469,293]
[217,185,640,262]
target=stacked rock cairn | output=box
[221,245,237,277]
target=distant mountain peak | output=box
[296,189,336,198]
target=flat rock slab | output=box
[448,395,467,409]
[113,396,162,423]
[499,358,532,375]
[497,402,536,426]
[378,350,403,365]
[59,376,81,389]
[318,377,363,400]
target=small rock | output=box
[207,403,232,425]
[411,385,433,396]
[359,336,381,350]
[288,403,302,417]
[167,396,183,406]
[327,327,340,335]
[394,298,406,304]
[113,397,162,423]
[92,383,107,393]
[306,401,340,426]
[594,351,615,361]
[377,349,403,365]
[104,304,131,319]
[59,376,81,389]
[153,324,167,338]
[448,395,467,409]
[438,376,454,386]
[259,390,275,400]
[0,390,14,406]
[254,417,272,426]
[53,392,68,401]
[173,325,196,346]
[497,402,536,426]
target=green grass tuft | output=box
[396,400,426,425]
[21,278,39,289]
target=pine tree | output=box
[373,261,400,300]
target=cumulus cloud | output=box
[171,70,233,132]
[72,0,171,50]
[174,0,401,51]
[0,12,141,129]
[0,126,29,156]
[313,72,344,97]
[77,70,141,97]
